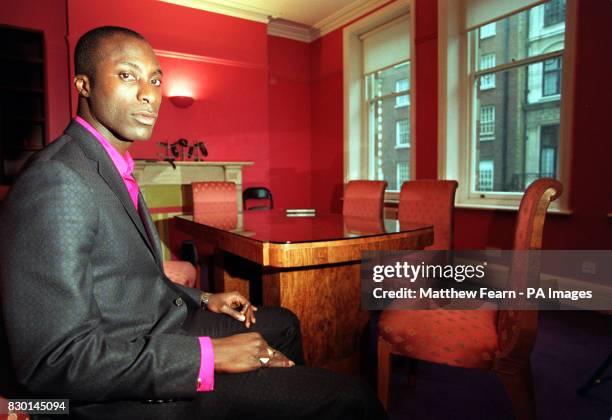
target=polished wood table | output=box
[175,211,433,371]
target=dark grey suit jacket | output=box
[0,122,202,403]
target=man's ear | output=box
[74,74,91,98]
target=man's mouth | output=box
[132,111,158,126]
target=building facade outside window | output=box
[395,78,410,107]
[478,160,494,191]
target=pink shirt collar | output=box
[74,116,135,180]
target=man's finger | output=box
[222,305,246,322]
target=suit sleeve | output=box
[0,160,201,402]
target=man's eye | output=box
[119,72,136,81]
[151,79,162,87]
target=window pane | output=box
[475,2,566,68]
[369,96,410,191]
[366,61,410,99]
[479,53,496,89]
[474,63,561,192]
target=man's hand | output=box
[211,333,294,373]
[206,292,257,327]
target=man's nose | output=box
[137,81,159,105]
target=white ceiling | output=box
[228,0,364,27]
[159,0,387,28]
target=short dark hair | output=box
[74,26,146,80]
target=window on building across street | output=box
[479,53,496,89]
[544,0,565,26]
[478,160,494,191]
[344,8,411,195]
[542,57,562,96]
[479,105,495,140]
[396,162,409,190]
[396,119,410,147]
[395,78,410,107]
[469,1,566,194]
[480,22,496,39]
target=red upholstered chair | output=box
[342,180,387,218]
[378,178,562,420]
[162,182,237,289]
[192,181,238,229]
[398,180,458,250]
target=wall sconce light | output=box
[169,96,194,108]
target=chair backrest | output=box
[192,181,237,215]
[398,180,458,250]
[342,180,387,218]
[192,182,238,229]
[243,187,273,210]
[495,178,562,366]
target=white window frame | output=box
[396,119,410,147]
[438,0,576,212]
[479,53,496,89]
[479,105,495,139]
[343,0,414,202]
[480,22,496,39]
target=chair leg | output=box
[496,364,536,420]
[377,337,392,410]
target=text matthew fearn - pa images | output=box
[371,287,592,301]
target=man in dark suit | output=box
[0,26,387,419]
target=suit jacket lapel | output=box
[138,193,164,269]
[66,122,159,263]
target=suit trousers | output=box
[65,306,388,420]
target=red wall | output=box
[268,36,312,208]
[0,0,71,143]
[66,0,271,187]
[310,30,344,213]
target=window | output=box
[395,78,410,107]
[468,3,566,193]
[396,119,410,147]
[542,57,562,96]
[544,0,565,26]
[479,53,496,89]
[396,162,409,190]
[478,160,494,191]
[343,6,411,194]
[480,22,496,39]
[439,0,573,210]
[479,105,495,139]
[365,62,411,186]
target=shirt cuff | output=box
[197,336,214,392]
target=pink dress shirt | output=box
[74,116,214,392]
